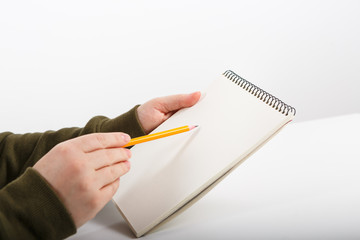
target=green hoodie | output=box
[0,106,145,239]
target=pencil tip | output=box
[189,125,199,130]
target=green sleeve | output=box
[0,106,146,240]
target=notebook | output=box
[113,70,296,237]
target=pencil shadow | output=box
[165,123,200,160]
[163,127,201,166]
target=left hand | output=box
[137,92,201,134]
[33,132,132,227]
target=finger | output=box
[96,161,130,189]
[155,91,201,113]
[99,178,120,204]
[74,132,131,153]
[89,147,131,170]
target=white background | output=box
[1,0,359,133]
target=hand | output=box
[137,92,201,134]
[33,132,132,227]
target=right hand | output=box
[33,132,132,227]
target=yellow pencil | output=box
[122,125,198,147]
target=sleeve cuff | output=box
[0,168,76,239]
[99,105,146,138]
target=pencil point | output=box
[189,125,198,130]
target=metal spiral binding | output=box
[223,70,296,116]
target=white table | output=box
[68,114,360,239]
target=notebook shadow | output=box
[107,222,135,239]
[90,201,136,239]
[108,128,201,237]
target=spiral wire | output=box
[223,70,296,116]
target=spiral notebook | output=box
[113,70,296,237]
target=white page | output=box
[113,72,294,237]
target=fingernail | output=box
[125,149,132,158]
[123,134,131,142]
[124,161,131,170]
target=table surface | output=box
[68,114,360,240]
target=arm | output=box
[0,92,200,240]
[0,106,145,240]
[0,106,145,187]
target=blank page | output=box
[113,71,295,237]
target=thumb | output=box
[157,91,201,113]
